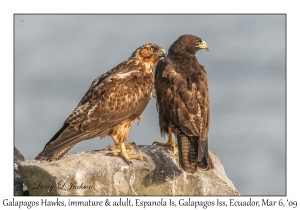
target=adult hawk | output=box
[35,43,166,163]
[154,34,212,173]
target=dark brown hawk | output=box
[35,43,166,163]
[154,34,213,173]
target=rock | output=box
[18,145,240,196]
[14,147,25,196]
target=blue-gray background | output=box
[14,15,285,196]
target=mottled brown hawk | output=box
[154,34,213,173]
[35,43,166,163]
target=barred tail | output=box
[175,131,211,173]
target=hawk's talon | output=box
[107,142,144,164]
[153,126,177,152]
[106,142,136,151]
[126,142,137,150]
[104,145,113,152]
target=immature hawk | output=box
[154,34,212,173]
[35,43,166,163]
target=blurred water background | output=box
[14,14,285,195]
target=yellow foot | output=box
[107,142,143,164]
[111,150,144,164]
[106,142,136,151]
[153,140,177,152]
[153,126,177,152]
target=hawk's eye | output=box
[150,47,156,52]
[194,40,200,45]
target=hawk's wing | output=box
[155,58,209,138]
[36,65,153,160]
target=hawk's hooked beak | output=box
[157,48,167,57]
[198,40,209,52]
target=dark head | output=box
[168,34,209,55]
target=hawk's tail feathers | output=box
[197,139,212,170]
[176,132,198,173]
[35,123,100,161]
[176,131,212,173]
[35,142,77,161]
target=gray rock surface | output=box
[18,145,240,196]
[14,147,25,196]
